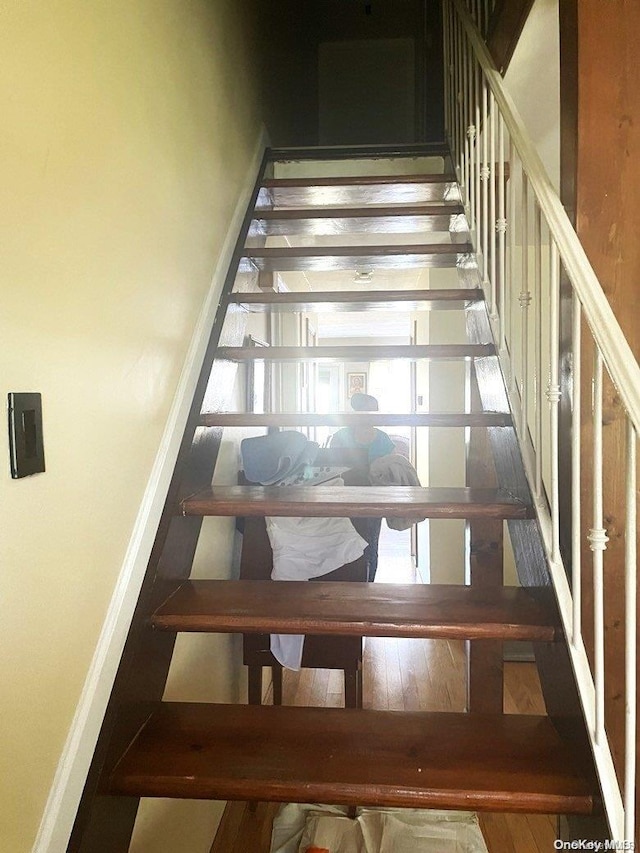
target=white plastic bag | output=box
[298,814,366,853]
[270,803,350,853]
[358,808,488,853]
[270,804,489,853]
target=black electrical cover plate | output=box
[8,392,45,478]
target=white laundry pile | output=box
[267,503,367,669]
[270,803,489,853]
[240,431,368,669]
[265,455,426,667]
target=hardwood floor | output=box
[210,531,559,853]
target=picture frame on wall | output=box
[346,371,367,400]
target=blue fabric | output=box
[329,427,395,461]
[241,431,319,485]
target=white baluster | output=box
[474,64,481,247]
[588,348,608,746]
[547,241,561,562]
[456,16,464,184]
[467,40,476,230]
[497,117,506,347]
[572,291,582,646]
[489,90,497,321]
[452,10,460,179]
[481,77,490,290]
[463,32,472,215]
[506,145,518,380]
[520,173,530,435]
[534,203,543,500]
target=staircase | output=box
[69,149,601,850]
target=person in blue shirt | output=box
[330,393,395,460]
[330,393,394,581]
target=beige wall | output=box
[0,1,269,850]
[504,0,560,192]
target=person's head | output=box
[350,393,379,412]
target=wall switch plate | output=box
[8,392,45,478]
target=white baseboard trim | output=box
[33,125,269,853]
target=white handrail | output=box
[451,0,640,436]
[445,0,640,841]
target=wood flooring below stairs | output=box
[209,540,559,853]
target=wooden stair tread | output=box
[108,703,596,814]
[215,344,495,362]
[254,203,464,219]
[242,252,470,272]
[249,211,464,237]
[262,174,458,187]
[180,485,533,519]
[255,175,461,210]
[241,243,471,272]
[242,240,473,261]
[248,221,461,239]
[268,143,449,161]
[199,412,512,428]
[151,580,561,641]
[244,243,471,258]
[228,288,482,313]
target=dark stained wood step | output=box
[228,288,482,313]
[268,142,450,161]
[254,203,464,219]
[108,703,596,814]
[244,244,470,257]
[255,172,462,209]
[249,208,464,237]
[199,412,512,428]
[263,174,458,188]
[215,344,495,363]
[151,580,561,642]
[255,187,462,209]
[180,486,533,519]
[243,243,472,272]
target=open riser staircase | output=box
[68,144,608,852]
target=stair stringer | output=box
[466,300,609,842]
